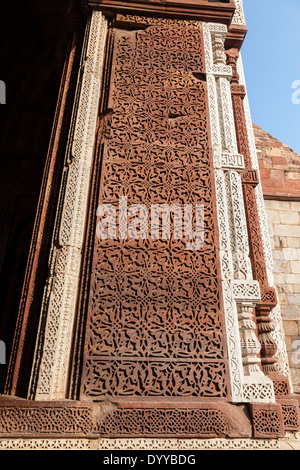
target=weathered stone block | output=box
[265,209,280,224]
[287,237,300,248]
[286,172,300,181]
[274,236,287,248]
[283,321,299,336]
[281,248,299,261]
[291,261,300,274]
[284,274,300,285]
[290,202,300,212]
[281,305,300,320]
[268,148,282,157]
[286,293,300,306]
[265,200,291,211]
[278,293,288,305]
[280,211,300,225]
[274,260,291,274]
[274,225,299,238]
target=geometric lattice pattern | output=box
[0,400,250,439]
[0,404,93,437]
[249,404,284,438]
[81,18,229,398]
[97,408,235,437]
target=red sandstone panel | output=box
[86,0,236,25]
[80,18,230,399]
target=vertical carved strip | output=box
[237,54,291,381]
[228,48,290,396]
[225,169,252,281]
[214,170,234,281]
[217,77,238,154]
[204,22,275,402]
[237,302,263,376]
[28,12,108,400]
[204,23,244,402]
[213,169,243,401]
[232,0,247,26]
[4,31,82,397]
[212,34,259,387]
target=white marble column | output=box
[203,21,275,402]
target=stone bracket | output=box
[241,169,260,186]
[232,280,261,303]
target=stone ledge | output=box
[0,436,299,450]
[1,396,298,440]
[0,397,252,439]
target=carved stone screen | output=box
[80,17,230,400]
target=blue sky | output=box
[242,0,300,154]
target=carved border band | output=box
[0,438,281,451]
[236,54,291,381]
[0,398,290,442]
[203,22,275,403]
[28,11,108,400]
[232,0,246,26]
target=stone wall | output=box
[254,123,300,199]
[254,124,300,393]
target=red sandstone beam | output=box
[85,0,236,25]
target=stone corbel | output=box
[237,302,262,377]
[203,23,232,78]
[232,280,262,376]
